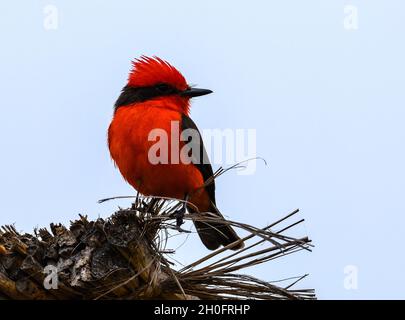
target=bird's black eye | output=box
[156,83,172,94]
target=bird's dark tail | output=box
[191,204,244,251]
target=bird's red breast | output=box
[108,97,211,211]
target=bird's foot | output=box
[171,207,186,229]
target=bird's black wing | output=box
[181,114,243,251]
[181,114,216,205]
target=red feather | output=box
[128,56,188,91]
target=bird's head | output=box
[115,56,212,115]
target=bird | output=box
[108,56,243,250]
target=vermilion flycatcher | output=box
[108,56,243,250]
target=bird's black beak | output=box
[181,87,213,98]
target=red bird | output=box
[108,56,243,250]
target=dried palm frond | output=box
[0,197,315,300]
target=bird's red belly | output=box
[108,105,205,201]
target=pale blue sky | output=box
[1,1,404,299]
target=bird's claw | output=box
[171,207,186,228]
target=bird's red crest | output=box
[128,56,188,90]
